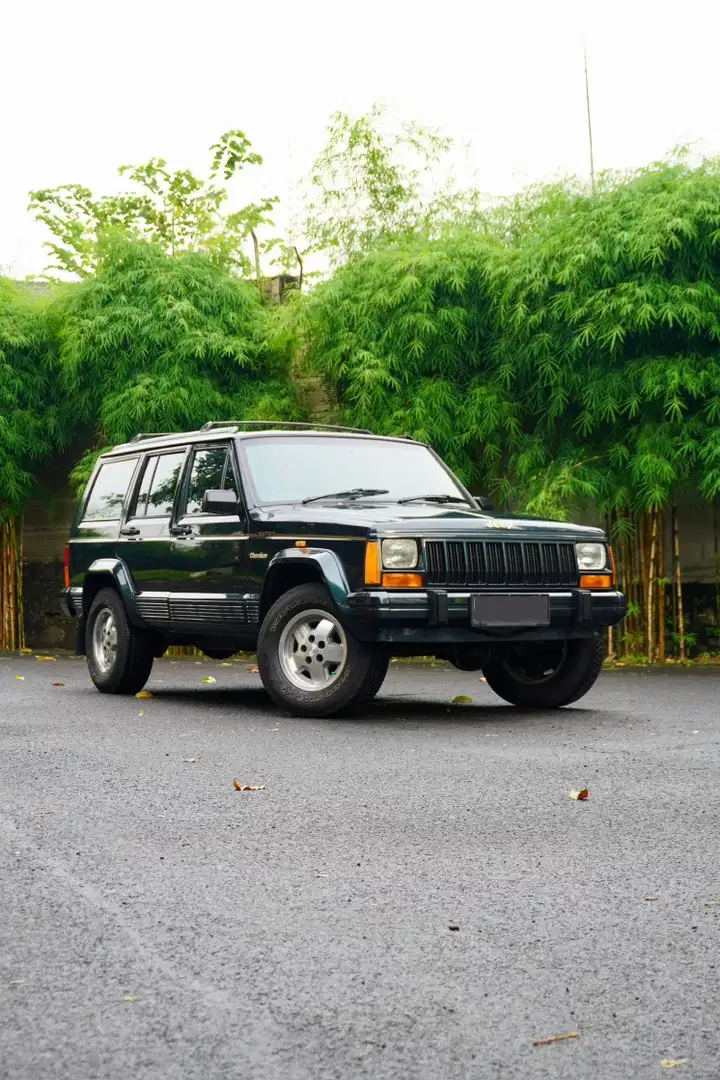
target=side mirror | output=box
[474,495,494,512]
[202,489,239,515]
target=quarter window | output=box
[184,446,236,515]
[83,458,139,521]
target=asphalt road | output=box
[1,654,719,1080]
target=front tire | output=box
[257,584,384,717]
[86,587,155,695]
[482,636,604,708]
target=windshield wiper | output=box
[302,487,390,505]
[397,493,471,505]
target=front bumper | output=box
[347,588,626,644]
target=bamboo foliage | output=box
[302,154,720,660]
[59,241,301,453]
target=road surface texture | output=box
[1,654,719,1080]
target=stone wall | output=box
[21,443,85,649]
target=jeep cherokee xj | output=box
[60,422,626,717]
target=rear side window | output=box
[83,458,139,521]
[184,446,236,515]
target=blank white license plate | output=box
[470,594,551,628]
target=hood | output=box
[252,500,605,541]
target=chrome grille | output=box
[423,540,577,587]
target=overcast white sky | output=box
[2,0,718,278]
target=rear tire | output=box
[482,636,604,708]
[257,584,383,717]
[86,587,155,695]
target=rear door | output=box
[167,442,258,628]
[118,448,189,604]
[72,454,141,580]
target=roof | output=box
[106,423,420,456]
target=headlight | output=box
[382,538,419,569]
[576,542,607,571]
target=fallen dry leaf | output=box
[15,675,24,681]
[246,665,259,674]
[137,710,144,717]
[233,779,265,791]
[569,788,590,800]
[533,1032,579,1047]
[452,695,473,705]
[183,757,196,763]
[202,676,216,684]
[35,655,56,662]
[19,648,32,655]
[645,896,659,901]
[51,682,65,687]
[660,1060,688,1069]
[135,690,153,699]
[122,994,135,1002]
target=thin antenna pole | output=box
[584,47,596,193]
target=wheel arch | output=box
[83,558,142,625]
[260,548,351,621]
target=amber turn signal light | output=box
[364,541,381,585]
[64,545,71,589]
[381,572,424,588]
[580,574,612,589]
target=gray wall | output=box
[19,445,719,650]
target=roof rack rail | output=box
[130,432,180,443]
[199,420,373,435]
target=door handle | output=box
[120,526,140,537]
[171,524,193,537]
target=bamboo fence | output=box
[0,517,25,651]
[610,506,702,662]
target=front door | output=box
[168,442,259,630]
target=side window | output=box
[184,446,236,515]
[83,458,139,521]
[145,451,187,517]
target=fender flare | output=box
[261,548,352,616]
[84,558,143,625]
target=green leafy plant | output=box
[29,131,278,279]
[299,105,485,269]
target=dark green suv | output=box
[60,421,626,716]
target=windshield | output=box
[241,436,470,505]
